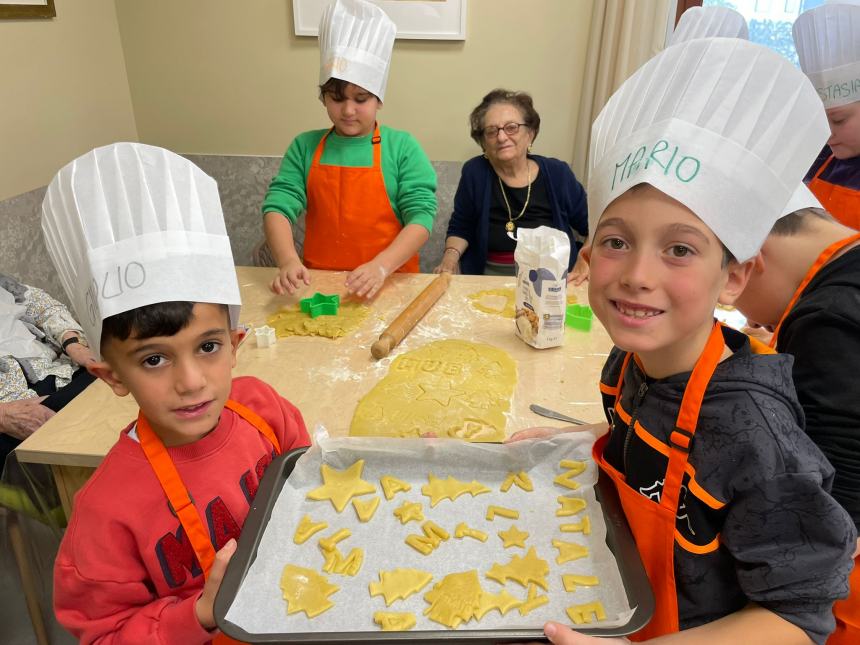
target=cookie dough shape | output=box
[552,539,589,564]
[393,501,424,525]
[562,574,600,592]
[350,339,517,442]
[468,288,517,318]
[423,570,484,629]
[422,473,490,507]
[501,470,533,492]
[518,583,549,617]
[486,505,519,521]
[499,525,529,549]
[455,522,488,542]
[475,589,522,619]
[369,568,434,606]
[352,496,380,522]
[374,611,417,631]
[406,521,450,556]
[468,290,578,318]
[306,460,376,512]
[486,547,550,590]
[267,302,370,339]
[556,495,587,517]
[555,459,587,490]
[293,515,328,544]
[560,516,591,535]
[279,565,339,618]
[380,475,411,500]
[567,601,607,625]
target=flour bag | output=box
[514,226,570,349]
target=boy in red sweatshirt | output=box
[41,143,311,644]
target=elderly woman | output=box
[0,273,95,465]
[435,89,588,279]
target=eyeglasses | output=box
[482,122,527,139]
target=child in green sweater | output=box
[263,0,436,299]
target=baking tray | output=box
[215,446,654,643]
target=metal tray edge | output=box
[215,447,654,643]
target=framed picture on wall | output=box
[293,0,467,40]
[0,0,55,19]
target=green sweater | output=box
[262,125,437,232]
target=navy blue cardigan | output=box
[445,154,588,275]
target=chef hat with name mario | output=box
[319,0,396,101]
[670,6,748,45]
[588,38,830,263]
[40,142,241,360]
[793,2,860,109]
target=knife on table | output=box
[529,404,588,426]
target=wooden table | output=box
[15,267,614,517]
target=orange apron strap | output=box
[662,322,725,512]
[614,352,633,405]
[811,154,835,183]
[137,414,217,575]
[223,399,282,455]
[769,233,860,348]
[137,401,282,577]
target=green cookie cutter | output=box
[565,304,593,332]
[300,292,340,318]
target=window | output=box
[695,0,827,67]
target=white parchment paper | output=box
[225,433,636,635]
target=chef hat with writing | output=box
[793,3,860,109]
[41,142,241,359]
[588,38,829,263]
[319,0,396,101]
[670,6,748,45]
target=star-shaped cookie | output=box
[306,460,376,512]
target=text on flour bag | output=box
[514,226,570,349]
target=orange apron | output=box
[593,321,726,640]
[808,155,860,230]
[303,125,419,273]
[766,233,860,644]
[138,399,282,645]
[769,233,860,349]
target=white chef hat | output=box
[588,38,829,263]
[41,142,241,359]
[793,3,860,109]
[781,183,823,217]
[319,0,396,101]
[670,6,748,45]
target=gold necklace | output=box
[498,163,532,233]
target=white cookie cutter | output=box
[255,325,277,348]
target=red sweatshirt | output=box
[54,376,310,644]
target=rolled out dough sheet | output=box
[350,339,517,441]
[267,303,370,339]
[468,288,578,319]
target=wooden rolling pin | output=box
[371,272,451,359]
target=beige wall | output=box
[115,0,593,164]
[0,0,138,200]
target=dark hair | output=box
[469,89,541,147]
[770,207,833,236]
[100,301,228,353]
[318,77,379,102]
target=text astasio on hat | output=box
[319,0,396,101]
[588,38,830,263]
[41,142,241,359]
[793,2,860,109]
[670,6,748,45]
